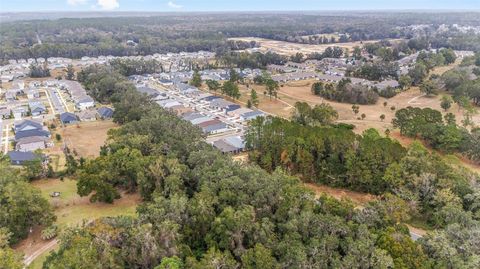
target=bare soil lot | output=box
[304,183,376,206]
[59,120,118,158]
[229,37,404,56]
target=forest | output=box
[2,12,480,61]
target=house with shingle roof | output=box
[97,107,114,119]
[29,102,46,116]
[60,112,78,125]
[15,136,50,152]
[7,151,44,165]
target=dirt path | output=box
[23,239,58,266]
[304,183,376,206]
[407,93,426,104]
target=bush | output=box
[41,225,58,240]
[377,86,398,98]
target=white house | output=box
[76,96,95,110]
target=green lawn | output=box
[27,178,140,269]
[33,178,139,228]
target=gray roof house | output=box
[241,110,265,121]
[77,109,97,121]
[15,119,43,133]
[15,129,51,140]
[15,136,49,152]
[97,107,114,119]
[7,151,43,165]
[136,86,159,97]
[213,139,240,154]
[29,102,46,116]
[60,112,78,125]
[76,96,95,110]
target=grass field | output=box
[17,178,140,269]
[32,178,140,227]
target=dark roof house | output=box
[97,107,114,119]
[14,119,43,133]
[60,112,78,125]
[15,129,50,140]
[7,151,43,165]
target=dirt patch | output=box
[58,120,118,158]
[304,183,376,206]
[229,37,404,56]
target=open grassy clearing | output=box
[16,178,140,269]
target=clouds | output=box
[97,0,120,10]
[168,1,182,9]
[67,0,88,5]
[67,0,119,10]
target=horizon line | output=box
[2,9,480,13]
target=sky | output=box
[0,0,479,12]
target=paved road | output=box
[48,88,66,114]
[55,88,70,113]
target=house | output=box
[198,119,229,134]
[0,108,11,119]
[76,96,95,110]
[190,116,213,125]
[159,79,173,86]
[5,91,16,102]
[228,107,253,118]
[225,104,241,113]
[375,80,400,91]
[15,136,49,152]
[97,107,114,119]
[7,151,43,165]
[77,109,97,121]
[202,122,229,135]
[15,119,43,132]
[136,86,159,98]
[60,112,78,125]
[241,110,265,121]
[12,107,28,120]
[213,136,245,154]
[26,88,40,99]
[1,75,14,83]
[209,99,236,111]
[213,139,240,154]
[15,129,50,140]
[29,102,46,116]
[223,136,245,150]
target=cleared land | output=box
[229,37,404,56]
[15,178,140,269]
[304,183,376,206]
[58,120,117,158]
